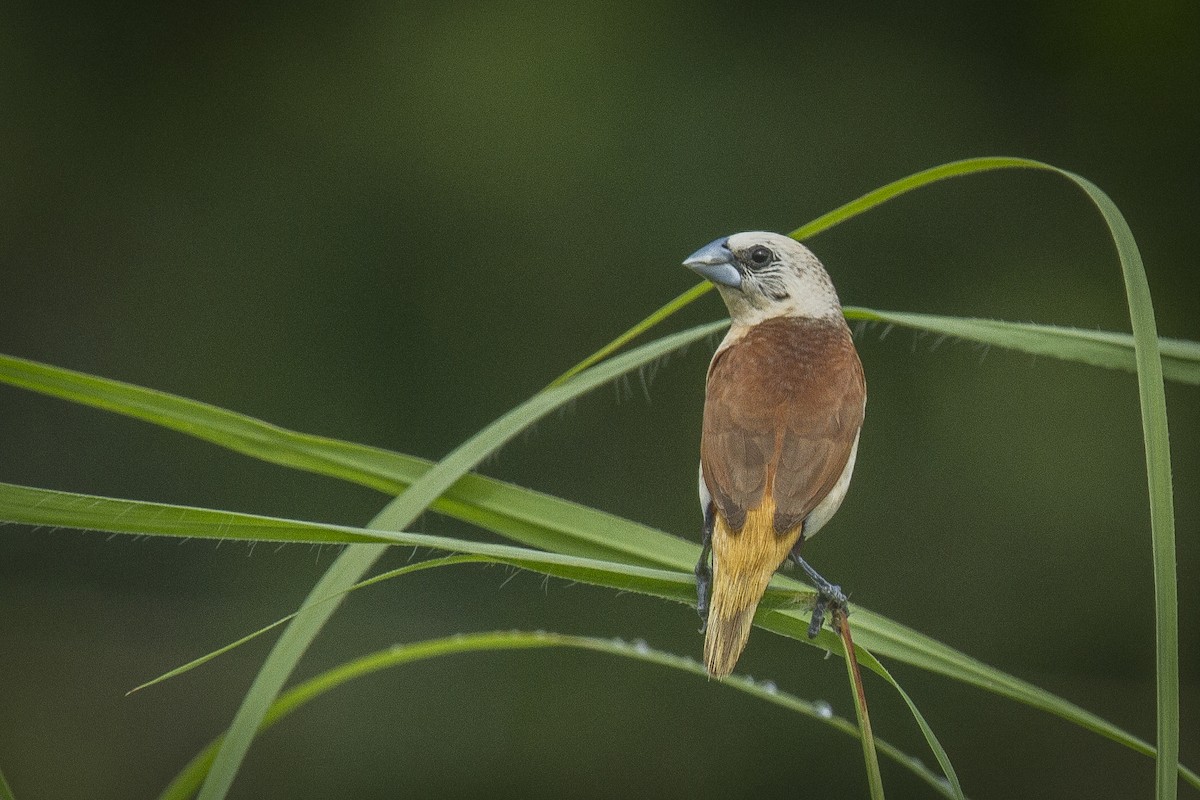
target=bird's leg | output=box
[694,503,715,631]
[789,539,848,639]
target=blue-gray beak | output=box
[683,237,742,289]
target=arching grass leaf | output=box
[155,632,962,800]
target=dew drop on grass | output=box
[760,680,778,695]
[633,639,649,655]
[813,701,834,719]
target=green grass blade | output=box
[5,479,1196,791]
[0,347,702,567]
[0,482,381,544]
[757,604,1199,792]
[0,314,1191,570]
[197,544,386,800]
[0,765,15,800]
[158,631,960,800]
[843,309,1200,385]
[195,321,729,800]
[0,352,488,498]
[0,482,700,599]
[856,646,965,800]
[788,157,1048,240]
[127,555,488,695]
[836,615,887,800]
[1061,171,1178,800]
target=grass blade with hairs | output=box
[0,312,1193,571]
[157,632,962,800]
[841,310,1200,385]
[2,479,1196,793]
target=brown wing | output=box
[701,316,865,535]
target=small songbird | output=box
[684,231,866,678]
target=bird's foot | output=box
[807,589,849,638]
[792,556,848,638]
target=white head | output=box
[683,231,843,326]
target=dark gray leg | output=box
[694,503,715,630]
[788,539,848,638]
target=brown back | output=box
[701,316,865,535]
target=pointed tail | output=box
[703,505,796,678]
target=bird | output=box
[684,231,866,678]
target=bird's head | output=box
[683,231,843,326]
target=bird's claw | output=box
[807,589,849,638]
[795,558,849,638]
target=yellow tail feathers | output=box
[703,502,797,678]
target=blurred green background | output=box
[1,1,1197,798]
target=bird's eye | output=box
[748,246,773,266]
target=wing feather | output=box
[701,317,865,536]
